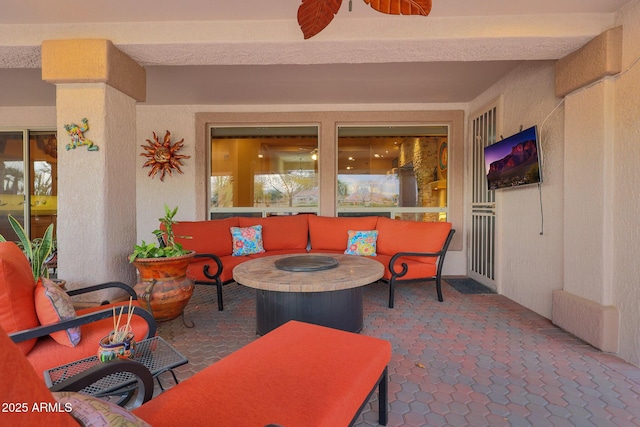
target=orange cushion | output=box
[375,254,438,280]
[0,327,77,426]
[0,241,39,355]
[34,281,81,347]
[27,301,150,379]
[376,217,452,263]
[247,248,308,258]
[308,216,379,251]
[133,320,391,427]
[173,217,239,257]
[239,214,310,251]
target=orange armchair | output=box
[0,241,156,378]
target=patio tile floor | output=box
[154,280,640,426]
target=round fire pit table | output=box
[233,253,384,335]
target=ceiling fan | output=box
[297,0,432,39]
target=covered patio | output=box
[157,280,640,426]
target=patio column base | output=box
[552,290,619,353]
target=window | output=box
[0,130,58,240]
[337,126,448,221]
[209,126,319,218]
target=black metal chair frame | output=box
[49,358,155,408]
[192,253,229,311]
[381,229,456,308]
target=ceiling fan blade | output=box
[297,0,343,39]
[363,0,432,16]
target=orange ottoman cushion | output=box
[0,241,39,355]
[134,320,391,427]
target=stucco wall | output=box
[613,0,640,366]
[469,61,565,319]
[0,106,55,127]
[467,1,640,365]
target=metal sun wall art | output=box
[140,131,191,181]
[298,0,432,39]
[64,118,99,151]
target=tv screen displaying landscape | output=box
[484,126,542,190]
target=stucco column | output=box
[552,28,621,353]
[42,39,146,302]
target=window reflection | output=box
[337,126,448,222]
[210,127,318,216]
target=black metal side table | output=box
[44,336,188,404]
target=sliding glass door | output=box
[0,130,58,241]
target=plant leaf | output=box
[363,0,432,15]
[7,214,32,262]
[31,224,54,279]
[298,0,343,39]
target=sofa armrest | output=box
[50,359,155,408]
[9,305,157,344]
[66,281,137,302]
[388,229,455,278]
[194,253,224,281]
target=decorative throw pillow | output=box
[34,279,81,347]
[52,391,151,427]
[344,230,378,256]
[230,225,265,256]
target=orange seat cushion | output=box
[0,327,77,426]
[173,217,239,257]
[27,301,151,379]
[375,254,437,280]
[308,215,379,252]
[239,214,310,251]
[376,217,452,263]
[0,241,39,355]
[133,320,391,427]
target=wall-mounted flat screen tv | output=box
[484,125,542,190]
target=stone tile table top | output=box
[233,253,384,292]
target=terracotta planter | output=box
[132,252,196,322]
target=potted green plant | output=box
[128,204,190,261]
[129,205,195,321]
[0,214,54,283]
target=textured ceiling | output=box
[0,0,631,106]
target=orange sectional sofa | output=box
[172,214,455,310]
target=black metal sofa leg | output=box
[436,277,444,302]
[388,280,395,309]
[379,366,388,425]
[216,282,224,311]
